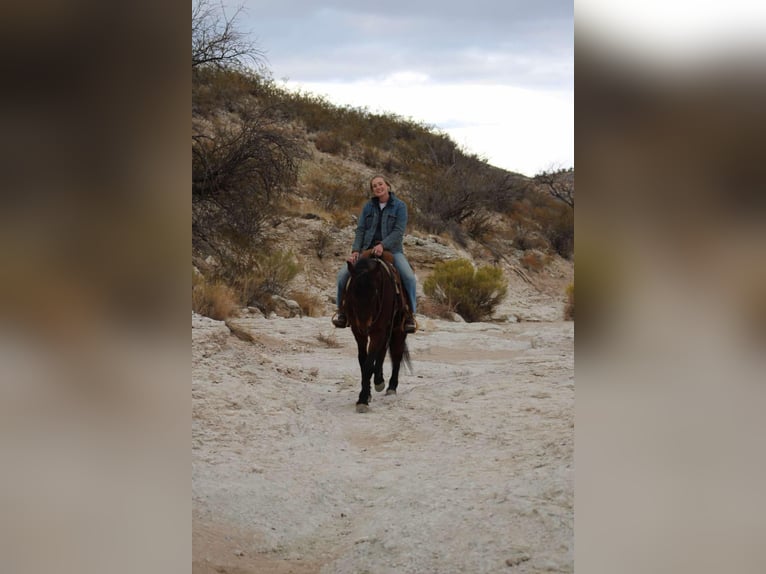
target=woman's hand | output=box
[347,251,360,263]
[372,244,384,257]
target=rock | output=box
[505,546,531,567]
[270,295,303,318]
[224,319,256,343]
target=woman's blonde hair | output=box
[369,175,392,193]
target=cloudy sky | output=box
[232,1,573,176]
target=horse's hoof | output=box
[356,403,369,413]
[385,389,397,396]
[374,382,385,392]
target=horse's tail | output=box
[401,341,414,375]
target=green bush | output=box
[423,259,508,322]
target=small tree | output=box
[423,259,508,322]
[192,107,307,273]
[192,0,263,71]
[534,167,574,208]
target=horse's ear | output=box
[347,260,354,273]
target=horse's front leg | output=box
[355,333,373,412]
[373,339,388,393]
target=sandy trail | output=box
[192,312,573,573]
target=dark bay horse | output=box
[343,251,410,413]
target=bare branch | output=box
[534,167,574,208]
[192,0,265,71]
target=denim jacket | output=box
[351,192,408,254]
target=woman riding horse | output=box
[333,175,417,334]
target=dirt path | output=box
[192,312,573,573]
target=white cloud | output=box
[282,77,573,176]
[578,1,766,62]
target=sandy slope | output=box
[192,311,573,573]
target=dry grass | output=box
[193,279,239,320]
[290,290,326,317]
[520,251,552,272]
[316,331,341,348]
[298,162,366,213]
[418,297,454,319]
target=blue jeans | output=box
[336,252,417,314]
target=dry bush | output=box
[314,131,346,155]
[299,163,365,214]
[514,231,549,252]
[408,149,519,242]
[423,259,508,322]
[192,107,306,264]
[231,250,300,307]
[193,278,239,320]
[313,228,333,259]
[316,331,341,348]
[289,290,325,317]
[463,210,495,242]
[520,251,552,272]
[564,282,574,320]
[361,144,382,168]
[536,201,574,259]
[418,297,454,319]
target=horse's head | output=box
[350,255,377,275]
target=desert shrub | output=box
[408,148,518,242]
[564,282,574,320]
[316,331,341,348]
[538,202,574,259]
[300,163,363,214]
[463,210,495,242]
[289,290,325,317]
[192,275,239,320]
[423,259,508,322]
[313,228,333,259]
[314,131,346,155]
[514,232,548,252]
[233,250,300,307]
[418,296,453,320]
[520,251,552,272]
[192,108,307,262]
[361,145,381,168]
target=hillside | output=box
[192,66,574,322]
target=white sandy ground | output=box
[192,310,573,574]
